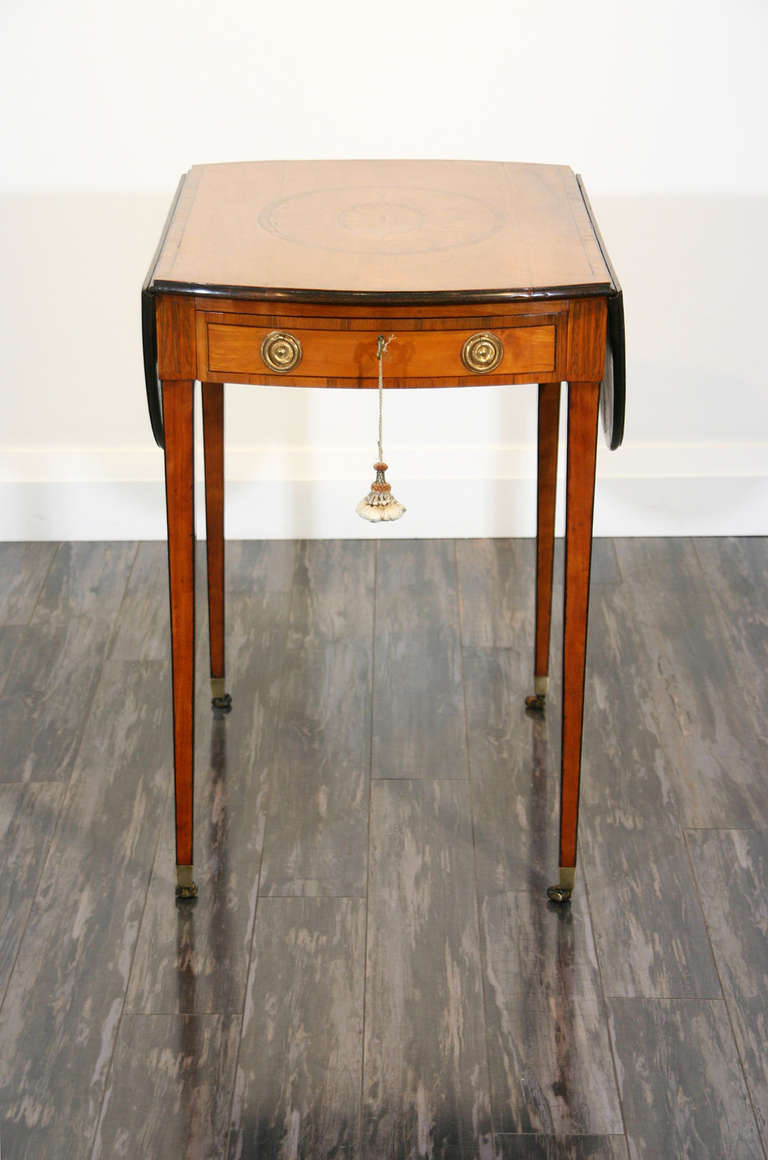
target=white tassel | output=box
[357,335,406,523]
[356,462,406,522]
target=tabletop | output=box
[145,159,617,303]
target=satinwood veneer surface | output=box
[147,160,614,302]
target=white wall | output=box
[1,0,766,539]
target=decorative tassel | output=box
[357,335,406,523]
[356,461,406,522]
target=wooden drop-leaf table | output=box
[141,159,625,902]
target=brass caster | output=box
[175,865,198,901]
[211,693,232,716]
[210,677,232,716]
[547,866,576,904]
[525,676,548,714]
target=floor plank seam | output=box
[455,536,497,1148]
[690,536,767,757]
[222,539,299,1159]
[579,538,630,1156]
[688,538,747,680]
[581,858,631,1158]
[24,540,62,627]
[606,536,623,586]
[357,537,378,1158]
[102,540,141,661]
[684,825,765,831]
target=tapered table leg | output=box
[202,381,231,716]
[162,379,197,900]
[548,380,599,904]
[526,381,561,714]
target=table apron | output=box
[154,294,607,388]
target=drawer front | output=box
[199,316,561,385]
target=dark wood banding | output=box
[576,174,625,449]
[142,173,188,449]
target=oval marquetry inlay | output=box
[259,186,502,256]
[337,201,424,237]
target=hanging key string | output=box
[356,332,405,522]
[376,333,395,463]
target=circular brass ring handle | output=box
[260,330,303,373]
[461,331,504,374]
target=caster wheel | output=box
[176,866,198,900]
[547,885,572,904]
[525,693,546,714]
[212,692,232,715]
[175,882,198,901]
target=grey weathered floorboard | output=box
[0,542,57,625]
[93,1013,241,1159]
[456,537,619,652]
[459,539,561,897]
[459,539,635,900]
[464,649,560,896]
[222,539,297,595]
[126,592,290,1015]
[113,541,296,1015]
[686,828,768,1148]
[229,897,365,1159]
[0,543,139,785]
[580,580,678,826]
[0,617,113,783]
[0,659,170,1157]
[608,998,762,1159]
[581,819,719,999]
[258,539,374,897]
[0,783,63,1003]
[0,626,25,697]
[459,538,630,900]
[362,778,493,1159]
[288,539,375,647]
[108,539,297,664]
[373,541,467,779]
[614,538,768,829]
[481,890,601,1004]
[30,541,137,626]
[576,555,721,999]
[495,1136,629,1159]
[482,894,621,1135]
[692,538,768,757]
[107,538,209,664]
[106,540,170,661]
[457,538,538,650]
[259,641,372,898]
[581,538,622,587]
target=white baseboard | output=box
[0,474,765,540]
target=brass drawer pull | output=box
[260,330,303,373]
[461,331,504,373]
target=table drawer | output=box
[198,315,561,385]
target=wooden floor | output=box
[0,537,766,1159]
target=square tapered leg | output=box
[527,381,561,714]
[202,381,231,716]
[548,380,599,903]
[162,379,198,899]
